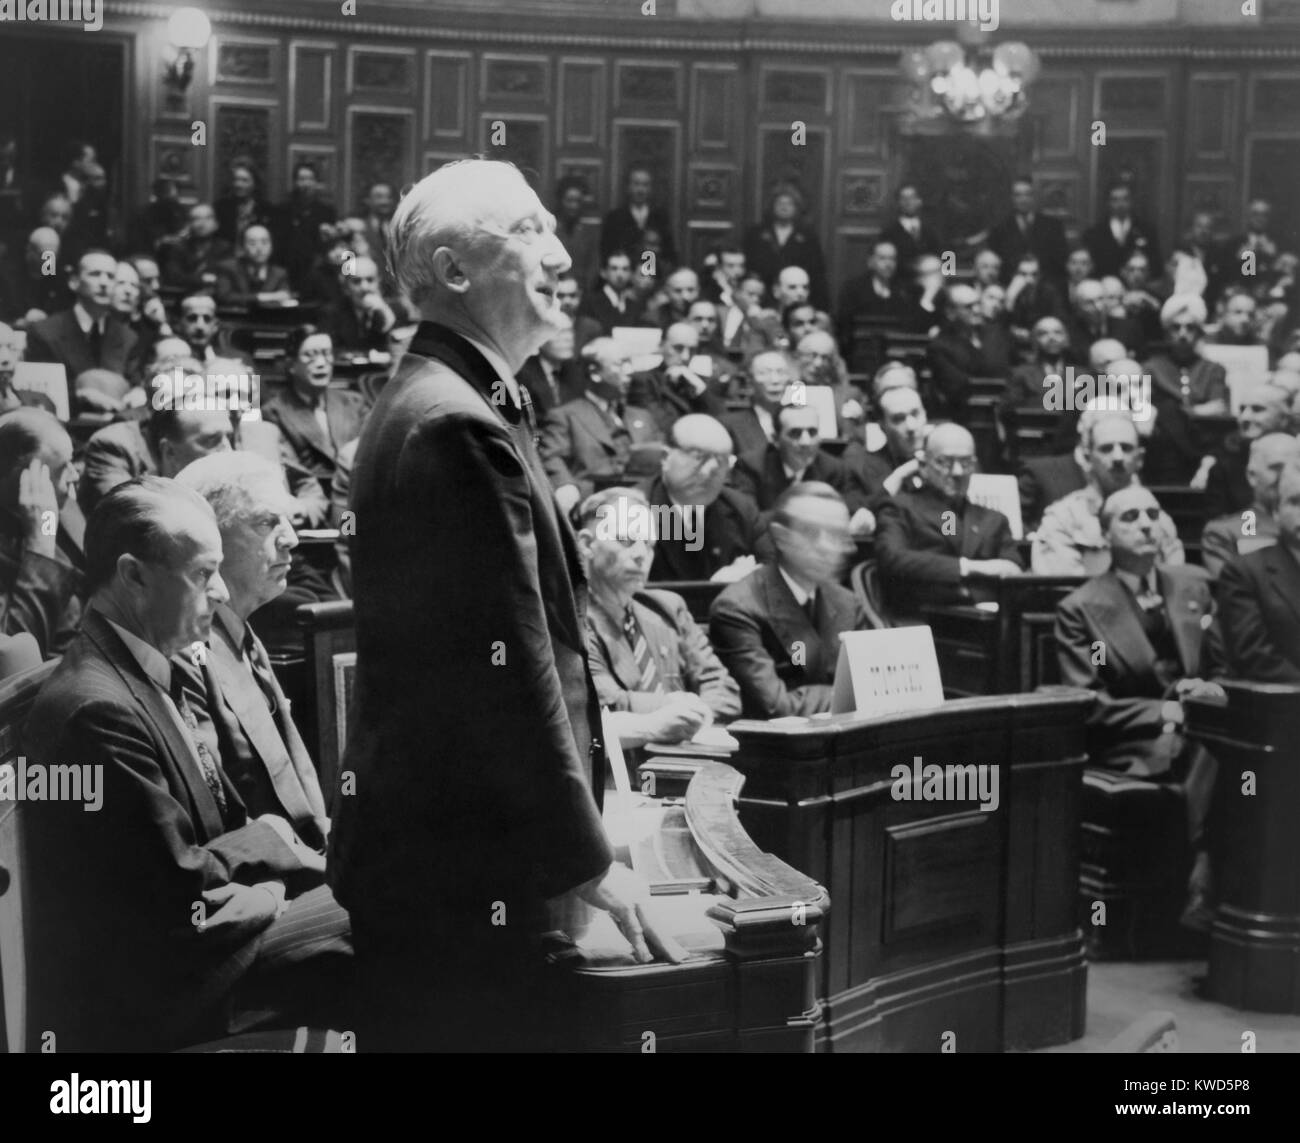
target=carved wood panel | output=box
[290,42,334,133]
[347,107,415,209]
[426,51,471,142]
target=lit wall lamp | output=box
[162,7,212,94]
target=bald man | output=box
[0,225,71,325]
[214,223,292,308]
[926,284,992,423]
[875,422,1023,618]
[321,255,397,352]
[1200,433,1300,578]
[1199,383,1292,517]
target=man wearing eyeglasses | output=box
[642,413,770,583]
[876,422,1023,619]
[1141,293,1229,484]
[1055,483,1220,929]
[629,320,727,437]
[925,284,992,424]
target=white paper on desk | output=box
[967,473,1023,540]
[831,627,944,716]
[611,326,661,375]
[12,361,69,421]
[689,725,738,750]
[1200,344,1269,403]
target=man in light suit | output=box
[1201,433,1299,578]
[709,482,865,718]
[578,485,740,747]
[177,451,331,850]
[328,159,682,1052]
[23,477,351,1051]
[540,336,664,518]
[24,248,138,379]
[1216,459,1300,682]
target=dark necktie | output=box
[169,661,228,814]
[519,384,536,433]
[88,320,103,366]
[802,594,817,626]
[622,606,663,694]
[243,628,280,716]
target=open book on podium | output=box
[831,626,945,716]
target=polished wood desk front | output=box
[725,689,1093,1052]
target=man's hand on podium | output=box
[575,862,688,965]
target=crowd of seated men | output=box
[4,138,1300,1050]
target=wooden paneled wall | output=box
[79,9,1300,283]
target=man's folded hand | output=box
[575,863,688,965]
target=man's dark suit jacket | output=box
[1001,359,1078,453]
[835,275,917,366]
[24,308,138,380]
[988,212,1070,282]
[1142,354,1230,484]
[275,196,337,290]
[1065,310,1146,363]
[0,258,72,322]
[1056,565,1213,774]
[261,385,367,483]
[539,393,663,499]
[1205,432,1251,519]
[577,286,645,336]
[721,406,772,459]
[1018,452,1087,531]
[0,508,80,659]
[78,419,156,517]
[880,216,947,269]
[1082,215,1163,279]
[629,365,727,437]
[641,475,770,581]
[22,608,320,1050]
[709,562,865,718]
[1217,543,1300,684]
[214,196,278,249]
[742,223,829,310]
[875,485,1023,617]
[517,354,585,419]
[205,605,331,851]
[159,235,235,292]
[599,204,677,265]
[320,299,391,353]
[328,323,611,947]
[213,258,292,308]
[925,326,993,422]
[732,443,870,516]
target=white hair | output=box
[175,450,295,531]
[388,159,534,309]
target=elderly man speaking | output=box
[328,159,682,1052]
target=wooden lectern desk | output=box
[1185,680,1300,1013]
[724,689,1094,1052]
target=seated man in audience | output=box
[0,226,71,326]
[177,293,249,365]
[112,259,171,384]
[684,299,741,395]
[925,284,992,423]
[320,255,398,354]
[910,253,946,333]
[554,272,603,352]
[261,325,366,489]
[541,336,663,518]
[577,486,741,747]
[732,403,874,536]
[976,282,1015,375]
[1207,288,1262,347]
[1055,483,1220,925]
[1117,250,1165,346]
[722,347,794,456]
[0,320,55,413]
[1201,432,1300,578]
[517,312,585,418]
[875,422,1023,619]
[0,408,80,657]
[835,238,912,372]
[23,477,352,1051]
[719,272,781,356]
[1033,412,1183,575]
[214,224,293,309]
[709,482,865,718]
[700,244,745,308]
[646,267,700,330]
[999,315,1071,436]
[159,201,234,293]
[643,413,768,583]
[1065,279,1144,363]
[795,328,867,440]
[25,248,137,378]
[629,320,727,436]
[579,249,644,334]
[1143,293,1230,484]
[176,452,332,849]
[1200,382,1291,518]
[1005,254,1066,344]
[846,381,929,503]
[1217,458,1300,682]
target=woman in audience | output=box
[214,158,276,248]
[743,183,829,313]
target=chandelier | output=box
[900,39,1040,125]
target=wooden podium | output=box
[1185,680,1300,1013]
[724,690,1094,1052]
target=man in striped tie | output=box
[577,485,741,749]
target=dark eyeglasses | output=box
[1117,507,1162,523]
[782,426,819,440]
[1169,322,1200,332]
